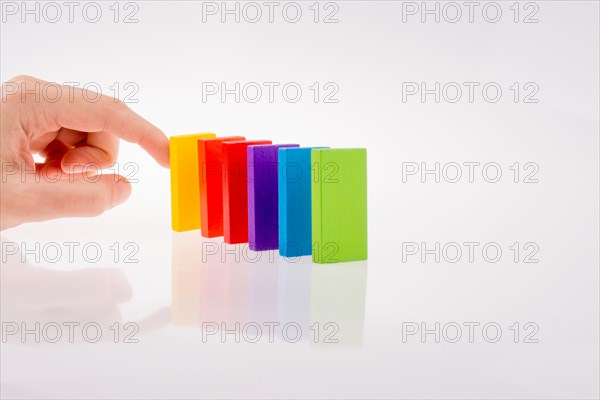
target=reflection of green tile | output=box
[310,262,368,347]
[311,149,368,263]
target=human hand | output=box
[0,75,169,230]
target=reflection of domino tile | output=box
[312,148,368,263]
[198,136,245,238]
[170,133,216,232]
[248,144,299,251]
[278,147,327,257]
[247,253,279,327]
[310,261,368,347]
[171,231,203,326]
[224,246,251,326]
[277,257,312,341]
[198,260,231,325]
[222,140,272,244]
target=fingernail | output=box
[112,177,132,207]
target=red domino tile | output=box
[198,136,245,238]
[222,140,272,244]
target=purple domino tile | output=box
[248,144,300,251]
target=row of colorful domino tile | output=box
[170,133,367,263]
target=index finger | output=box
[12,76,170,168]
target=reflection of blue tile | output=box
[277,257,313,341]
[278,147,328,257]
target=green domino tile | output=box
[311,148,368,263]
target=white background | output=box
[1,1,599,398]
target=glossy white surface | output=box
[1,1,598,398]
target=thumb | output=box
[26,174,132,223]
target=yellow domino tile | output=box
[170,133,216,232]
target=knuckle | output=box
[98,91,124,108]
[8,75,39,84]
[97,96,127,129]
[2,77,42,106]
[111,97,128,113]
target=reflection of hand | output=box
[0,75,170,230]
[0,261,132,344]
[0,245,170,344]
